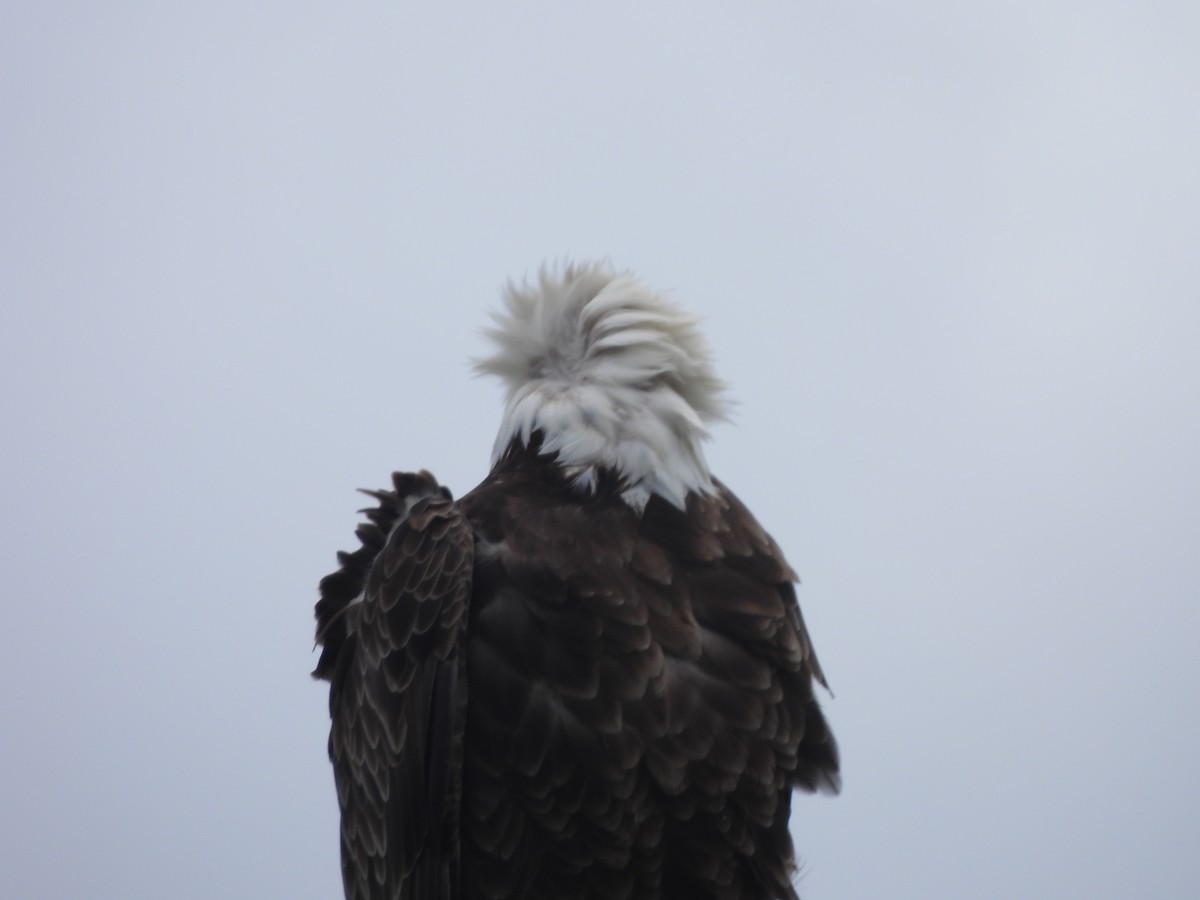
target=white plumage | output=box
[475,261,730,509]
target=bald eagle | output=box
[314,262,839,900]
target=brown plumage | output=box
[314,263,839,899]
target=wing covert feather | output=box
[317,473,473,900]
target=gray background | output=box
[3,3,1197,898]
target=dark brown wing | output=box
[315,471,473,900]
[641,480,840,900]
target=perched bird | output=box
[314,262,839,900]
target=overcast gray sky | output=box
[3,2,1198,898]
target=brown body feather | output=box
[315,445,839,900]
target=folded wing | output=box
[315,472,473,900]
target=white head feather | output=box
[475,261,729,510]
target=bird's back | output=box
[453,444,839,900]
